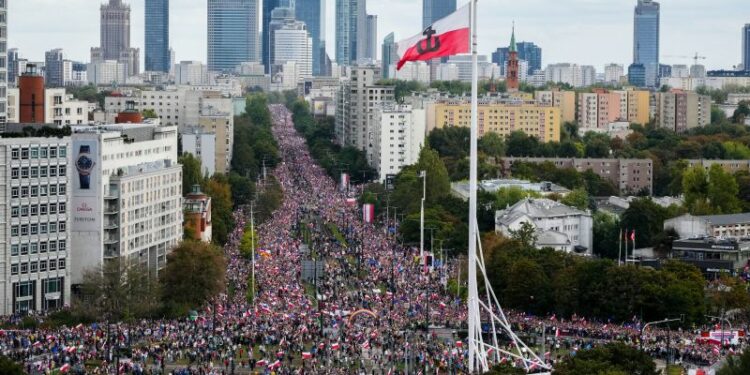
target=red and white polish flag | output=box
[396,4,470,70]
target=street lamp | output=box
[419,170,426,269]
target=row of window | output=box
[11,202,66,218]
[11,165,67,179]
[11,240,67,256]
[10,259,66,275]
[11,146,67,160]
[11,184,67,198]
[11,221,67,237]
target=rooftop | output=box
[452,179,570,200]
[496,198,589,226]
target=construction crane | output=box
[664,52,707,67]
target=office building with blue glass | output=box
[633,0,660,87]
[145,0,170,72]
[295,0,326,76]
[423,0,456,29]
[208,0,260,72]
[492,41,542,75]
[743,24,750,71]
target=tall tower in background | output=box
[423,0,456,29]
[336,0,366,66]
[145,0,170,72]
[295,0,326,76]
[364,14,377,61]
[381,33,397,79]
[743,24,750,71]
[208,0,260,72]
[263,0,294,73]
[93,0,140,76]
[633,0,660,87]
[506,25,519,92]
[0,1,6,126]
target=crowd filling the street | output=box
[0,104,746,375]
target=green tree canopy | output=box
[161,241,226,315]
[554,343,659,375]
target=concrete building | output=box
[181,128,217,176]
[44,49,66,88]
[70,124,182,285]
[371,104,426,182]
[653,90,711,132]
[578,90,622,130]
[364,14,378,62]
[174,61,208,85]
[665,213,750,240]
[581,65,597,87]
[633,0,660,87]
[262,0,293,73]
[452,179,570,201]
[295,0,326,76]
[545,63,586,88]
[197,107,234,174]
[208,0,260,72]
[430,97,560,143]
[686,159,750,175]
[671,237,750,279]
[435,63,459,81]
[495,198,593,254]
[273,19,314,79]
[535,90,576,124]
[0,136,72,315]
[87,60,127,86]
[92,0,140,77]
[446,55,500,82]
[500,157,653,194]
[7,88,88,126]
[8,48,19,87]
[335,66,394,155]
[604,64,624,84]
[145,0,170,73]
[389,62,430,84]
[184,185,212,243]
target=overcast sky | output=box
[8,0,748,71]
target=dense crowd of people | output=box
[0,104,743,374]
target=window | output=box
[11,187,18,198]
[58,146,66,158]
[11,225,18,236]
[11,206,18,218]
[20,225,28,236]
[20,263,28,274]
[39,223,47,234]
[40,147,47,158]
[11,149,19,160]
[10,264,18,275]
[20,148,29,159]
[49,147,57,158]
[58,259,65,270]
[48,260,56,271]
[20,187,28,197]
[49,241,57,252]
[30,224,38,235]
[11,167,18,179]
[58,241,66,252]
[58,203,66,214]
[20,167,28,178]
[39,261,46,272]
[30,243,38,254]
[40,242,47,253]
[39,166,47,178]
[49,223,57,234]
[49,185,57,195]
[49,167,57,177]
[59,184,66,195]
[20,206,28,217]
[30,186,37,197]
[49,204,57,215]
[30,262,38,273]
[30,167,38,178]
[58,166,66,177]
[30,147,38,159]
[30,205,38,216]
[58,222,66,232]
[39,185,47,197]
[11,244,18,256]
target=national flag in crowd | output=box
[455,341,463,348]
[59,364,71,373]
[630,229,636,241]
[396,4,470,70]
[302,352,312,360]
[270,360,282,370]
[256,359,268,367]
[331,343,341,350]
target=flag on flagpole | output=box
[396,4,471,70]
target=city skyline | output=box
[6,0,748,71]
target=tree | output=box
[205,175,234,244]
[0,356,24,375]
[509,221,537,248]
[682,165,709,212]
[228,172,255,207]
[479,132,506,159]
[620,198,671,248]
[79,260,161,320]
[486,363,525,375]
[179,153,205,195]
[708,164,741,214]
[561,188,589,210]
[592,212,620,259]
[718,340,750,375]
[415,147,451,203]
[723,141,750,159]
[504,258,551,314]
[142,109,158,119]
[161,241,226,315]
[493,187,540,210]
[732,101,750,124]
[555,343,658,375]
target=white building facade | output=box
[70,124,182,285]
[273,21,313,79]
[181,129,217,177]
[0,137,72,315]
[372,105,426,182]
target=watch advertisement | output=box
[73,139,99,232]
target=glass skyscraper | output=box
[633,0,660,87]
[743,24,750,71]
[335,0,366,66]
[423,0,456,29]
[263,0,294,72]
[381,32,396,78]
[492,41,542,75]
[295,0,325,76]
[145,0,170,72]
[208,0,260,72]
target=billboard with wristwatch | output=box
[72,139,99,232]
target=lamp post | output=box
[419,170,426,269]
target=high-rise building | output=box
[653,90,711,132]
[492,41,541,75]
[364,14,378,61]
[633,0,660,87]
[295,0,326,76]
[175,61,208,85]
[422,0,457,29]
[268,7,296,72]
[145,0,170,73]
[0,2,7,126]
[742,24,750,71]
[0,136,73,315]
[628,63,646,87]
[8,48,19,87]
[604,64,624,84]
[335,0,366,66]
[372,104,426,182]
[44,49,65,88]
[263,0,294,72]
[208,0,260,72]
[381,33,397,79]
[273,19,313,78]
[93,0,140,77]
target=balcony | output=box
[104,222,119,230]
[104,204,119,215]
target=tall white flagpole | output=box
[468,0,481,372]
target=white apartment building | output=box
[545,63,585,88]
[604,64,624,84]
[273,21,313,79]
[372,105,426,182]
[446,55,501,82]
[87,60,127,86]
[0,1,7,127]
[181,128,217,176]
[581,65,597,87]
[174,61,208,86]
[389,62,431,84]
[435,63,459,81]
[70,124,182,285]
[0,137,72,315]
[495,198,593,254]
[7,88,89,126]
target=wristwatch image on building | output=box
[76,145,95,190]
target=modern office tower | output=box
[44,49,65,88]
[268,7,296,71]
[335,0,366,66]
[381,33,397,79]
[422,0,457,29]
[633,0,660,87]
[70,124,182,285]
[364,14,377,61]
[208,0,260,72]
[263,0,294,72]
[0,136,73,315]
[295,0,326,75]
[743,24,750,71]
[145,0,170,72]
[8,48,18,87]
[273,19,313,78]
[628,63,646,87]
[492,41,542,75]
[92,0,140,77]
[0,2,6,127]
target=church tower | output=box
[506,24,520,92]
